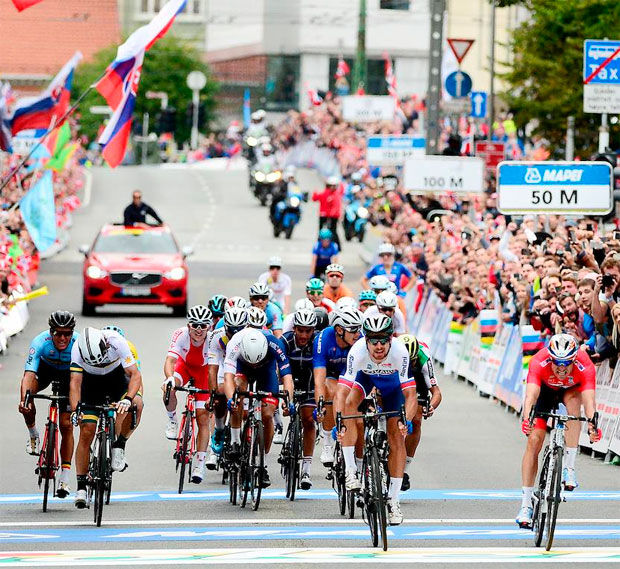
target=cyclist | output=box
[364,290,407,335]
[281,308,318,490]
[282,298,315,334]
[397,334,442,491]
[358,289,377,313]
[361,242,414,297]
[161,305,213,484]
[206,305,248,470]
[338,314,417,526]
[212,296,249,331]
[369,275,407,316]
[311,228,340,279]
[516,333,600,529]
[19,310,78,498]
[323,264,353,304]
[208,295,228,329]
[314,306,330,331]
[69,327,142,508]
[249,282,283,338]
[305,278,336,313]
[314,306,363,467]
[257,256,292,314]
[223,328,294,487]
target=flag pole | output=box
[0,68,107,194]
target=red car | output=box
[79,224,191,316]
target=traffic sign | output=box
[475,141,505,172]
[447,38,475,64]
[341,96,395,122]
[583,39,620,113]
[403,156,485,194]
[186,70,207,91]
[497,161,613,215]
[366,135,425,165]
[469,91,487,118]
[445,71,472,98]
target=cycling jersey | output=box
[170,328,210,401]
[313,241,340,271]
[257,271,292,308]
[127,340,140,371]
[25,330,78,372]
[265,301,283,331]
[323,285,354,304]
[408,343,437,402]
[282,330,315,402]
[70,330,136,376]
[363,305,407,334]
[208,329,231,385]
[282,313,294,334]
[339,338,415,413]
[313,326,350,380]
[366,262,412,296]
[527,348,595,391]
[167,327,210,365]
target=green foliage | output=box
[500,0,620,156]
[71,36,218,145]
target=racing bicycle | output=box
[278,390,306,501]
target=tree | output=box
[71,36,218,145]
[499,0,620,156]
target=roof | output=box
[0,0,120,84]
[100,224,170,235]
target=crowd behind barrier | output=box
[0,122,85,352]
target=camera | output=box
[602,274,615,289]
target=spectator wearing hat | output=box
[323,264,354,304]
[361,242,414,297]
[257,256,292,314]
[312,176,344,249]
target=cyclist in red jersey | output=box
[516,333,600,529]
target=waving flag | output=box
[19,171,57,252]
[335,57,350,80]
[95,0,187,167]
[0,82,13,152]
[383,53,398,102]
[307,86,323,107]
[10,52,82,136]
[12,0,44,11]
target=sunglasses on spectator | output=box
[551,359,574,367]
[251,295,269,301]
[366,336,390,345]
[51,329,73,338]
[189,323,209,330]
[307,291,322,296]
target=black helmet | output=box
[314,306,329,331]
[49,310,76,330]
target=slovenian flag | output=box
[10,52,82,136]
[95,0,187,167]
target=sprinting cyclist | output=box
[364,290,407,335]
[358,290,377,312]
[19,311,78,498]
[305,278,336,313]
[282,298,315,334]
[323,264,354,304]
[249,282,283,338]
[257,256,292,314]
[208,295,228,329]
[338,314,417,525]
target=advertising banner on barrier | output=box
[484,324,513,397]
[444,320,464,375]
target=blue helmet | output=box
[209,294,228,316]
[102,325,125,337]
[319,228,332,240]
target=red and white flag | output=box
[334,57,350,80]
[11,0,44,11]
[383,53,399,102]
[307,86,323,107]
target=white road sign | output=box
[497,161,613,215]
[403,156,485,194]
[341,96,395,122]
[366,135,425,165]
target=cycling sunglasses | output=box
[360,302,375,308]
[189,323,209,330]
[344,326,361,334]
[380,307,395,313]
[551,358,574,367]
[251,295,269,301]
[307,291,322,296]
[51,329,73,338]
[366,336,390,346]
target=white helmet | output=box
[187,304,213,325]
[369,275,391,291]
[326,176,340,186]
[377,243,396,256]
[249,282,270,298]
[336,296,357,310]
[268,256,282,268]
[247,306,268,328]
[294,308,317,328]
[228,296,248,309]
[224,306,248,329]
[332,306,363,331]
[376,290,398,309]
[326,263,345,276]
[240,329,268,364]
[78,327,108,366]
[294,298,314,311]
[387,281,398,295]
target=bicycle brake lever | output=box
[164,383,172,406]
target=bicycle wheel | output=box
[287,416,301,502]
[362,455,378,547]
[94,433,106,527]
[545,447,563,551]
[239,421,253,508]
[533,449,552,547]
[251,421,265,511]
[333,444,346,516]
[41,422,55,513]
[370,446,389,551]
[178,412,191,494]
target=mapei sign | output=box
[497,161,613,215]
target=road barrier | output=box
[408,288,620,463]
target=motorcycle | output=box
[343,199,369,242]
[272,185,304,239]
[251,165,282,206]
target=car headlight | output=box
[86,265,106,279]
[166,267,186,281]
[357,207,369,219]
[266,173,278,183]
[255,171,266,182]
[247,137,257,146]
[289,196,301,208]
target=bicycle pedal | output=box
[325,471,333,481]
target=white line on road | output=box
[0,518,617,528]
[1,547,619,565]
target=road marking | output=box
[1,518,618,528]
[1,525,619,543]
[1,547,619,565]
[3,489,619,504]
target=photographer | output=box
[591,257,620,329]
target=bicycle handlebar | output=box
[23,389,66,407]
[336,404,406,434]
[529,408,598,428]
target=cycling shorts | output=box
[235,371,279,407]
[532,383,580,430]
[33,360,71,413]
[173,359,210,408]
[348,371,405,414]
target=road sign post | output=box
[186,71,207,150]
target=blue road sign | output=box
[445,71,472,98]
[583,39,620,84]
[497,161,613,215]
[469,91,487,118]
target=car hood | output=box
[89,252,183,272]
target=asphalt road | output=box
[0,163,618,568]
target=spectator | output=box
[312,176,344,249]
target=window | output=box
[153,0,161,11]
[380,0,410,10]
[140,0,149,12]
[265,56,300,110]
[328,57,354,95]
[328,58,387,96]
[192,0,201,14]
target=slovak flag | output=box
[11,0,44,11]
[383,53,399,102]
[334,57,350,80]
[96,0,187,167]
[10,52,82,136]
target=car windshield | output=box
[93,230,178,255]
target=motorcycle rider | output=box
[246,110,268,139]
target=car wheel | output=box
[81,297,95,316]
[172,301,188,317]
